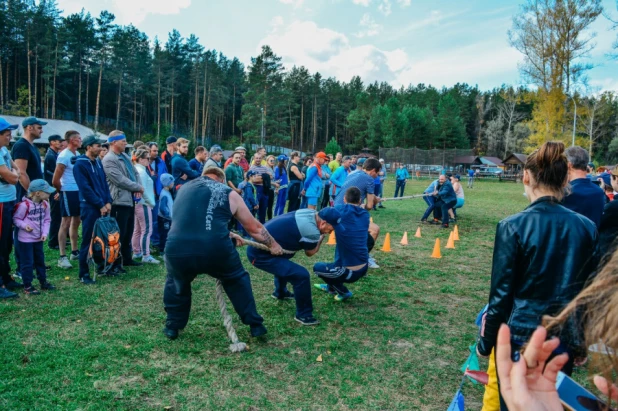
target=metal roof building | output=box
[2,115,107,145]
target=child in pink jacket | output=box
[13,179,56,295]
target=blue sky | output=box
[56,0,618,92]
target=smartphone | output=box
[556,372,613,411]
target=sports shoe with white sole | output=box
[57,256,72,269]
[70,251,80,261]
[142,255,160,264]
[132,253,143,260]
[368,256,380,269]
[294,315,319,326]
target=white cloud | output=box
[356,13,382,38]
[378,0,391,16]
[279,0,305,7]
[271,16,285,30]
[352,0,372,6]
[396,0,411,6]
[56,0,191,25]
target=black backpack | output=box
[89,216,121,277]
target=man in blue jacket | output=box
[44,134,64,249]
[171,138,200,191]
[146,142,167,248]
[430,174,457,228]
[73,136,113,284]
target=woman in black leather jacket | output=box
[477,142,598,387]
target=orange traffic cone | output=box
[414,227,422,238]
[400,232,408,245]
[382,233,392,252]
[431,238,441,258]
[446,231,455,249]
[327,231,336,245]
[454,225,460,241]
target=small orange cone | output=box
[454,225,460,241]
[414,227,422,238]
[400,232,408,245]
[431,238,441,258]
[327,231,336,245]
[446,231,455,249]
[382,233,392,252]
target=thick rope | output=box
[215,279,248,353]
[380,193,430,201]
[239,238,297,255]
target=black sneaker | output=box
[5,280,24,290]
[429,219,440,225]
[114,266,127,274]
[420,219,427,223]
[163,327,179,340]
[80,276,95,285]
[24,286,41,295]
[378,204,385,209]
[40,282,56,291]
[294,316,319,326]
[441,224,449,229]
[124,260,143,267]
[250,324,268,338]
[271,290,295,300]
[0,287,18,299]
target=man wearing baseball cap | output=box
[246,207,342,326]
[224,146,250,172]
[161,136,177,174]
[44,134,65,249]
[0,118,23,298]
[74,136,113,283]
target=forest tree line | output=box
[0,0,617,162]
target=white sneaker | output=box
[142,255,160,264]
[132,253,143,260]
[70,252,79,261]
[58,256,72,269]
[368,256,380,269]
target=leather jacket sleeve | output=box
[478,220,519,356]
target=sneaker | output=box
[271,290,294,300]
[334,291,353,302]
[70,251,80,261]
[378,204,385,209]
[132,253,143,260]
[124,260,143,267]
[58,256,72,269]
[163,327,179,340]
[314,284,336,295]
[5,280,24,290]
[24,286,41,295]
[40,281,56,291]
[441,224,449,229]
[12,271,22,280]
[250,324,268,338]
[368,256,380,269]
[420,219,427,223]
[294,315,319,326]
[142,255,160,264]
[0,287,18,299]
[429,219,441,225]
[114,266,128,274]
[80,276,95,285]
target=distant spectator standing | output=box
[274,155,289,216]
[562,146,606,228]
[320,158,332,210]
[225,151,244,195]
[99,143,109,160]
[596,168,618,262]
[157,173,174,254]
[328,152,342,173]
[302,152,328,210]
[189,146,208,174]
[0,118,22,298]
[265,155,279,220]
[286,152,304,212]
[171,138,200,190]
[44,134,64,249]
[204,146,223,169]
[73,136,112,284]
[467,168,475,188]
[102,130,144,270]
[249,152,274,223]
[349,155,358,171]
[224,146,250,171]
[132,148,159,264]
[52,130,83,269]
[160,137,177,174]
[146,142,167,248]
[394,163,410,198]
[330,156,351,199]
[377,159,386,208]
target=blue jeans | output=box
[151,201,160,246]
[373,183,381,209]
[247,248,313,318]
[274,188,288,216]
[433,199,457,225]
[421,195,436,220]
[0,201,15,286]
[394,180,406,197]
[16,240,46,287]
[313,262,368,295]
[255,185,269,223]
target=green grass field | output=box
[1,179,530,410]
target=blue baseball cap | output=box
[318,207,345,230]
[277,154,288,162]
[247,170,258,178]
[160,173,174,187]
[22,116,48,127]
[28,179,56,195]
[166,136,177,144]
[0,118,18,133]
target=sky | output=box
[55,0,618,92]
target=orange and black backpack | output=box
[89,216,121,276]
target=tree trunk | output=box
[193,69,199,141]
[115,74,122,130]
[139,94,144,138]
[78,56,82,124]
[300,99,304,152]
[133,89,137,134]
[0,56,4,107]
[325,103,329,144]
[232,84,236,137]
[85,67,90,123]
[157,67,161,137]
[94,60,104,132]
[312,95,317,152]
[170,70,175,130]
[34,47,38,116]
[51,41,58,119]
[27,35,32,116]
[201,62,208,138]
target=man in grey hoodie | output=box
[101,130,144,269]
